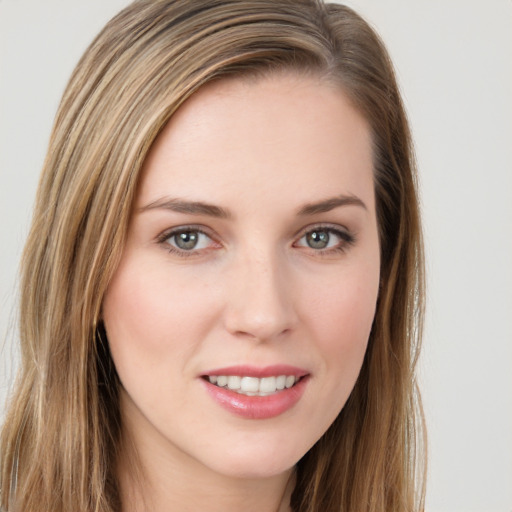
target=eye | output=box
[303,230,333,249]
[294,226,355,253]
[158,227,217,255]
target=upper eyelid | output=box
[156,224,216,242]
[293,222,351,239]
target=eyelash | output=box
[294,224,356,256]
[156,225,218,258]
[156,224,356,258]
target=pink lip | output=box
[200,365,310,420]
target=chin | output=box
[200,438,305,480]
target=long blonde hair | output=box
[0,1,426,510]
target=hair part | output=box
[1,1,426,511]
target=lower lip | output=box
[202,377,309,420]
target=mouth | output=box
[202,374,303,396]
[200,365,309,419]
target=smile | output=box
[206,375,299,396]
[201,366,309,419]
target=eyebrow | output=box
[138,197,231,218]
[138,193,367,219]
[297,194,367,215]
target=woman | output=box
[0,1,426,511]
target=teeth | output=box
[259,376,276,393]
[276,375,286,390]
[207,374,299,395]
[227,376,241,390]
[241,376,259,393]
[285,375,295,389]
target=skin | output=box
[102,72,381,512]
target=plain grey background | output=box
[1,1,511,510]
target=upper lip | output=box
[202,365,309,378]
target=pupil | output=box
[175,231,198,250]
[307,230,329,249]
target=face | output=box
[102,73,380,480]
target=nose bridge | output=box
[223,245,296,341]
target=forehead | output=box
[137,72,374,214]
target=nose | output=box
[223,251,298,342]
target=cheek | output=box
[102,257,220,376]
[307,271,378,343]
[103,267,164,360]
[302,265,379,381]
[288,263,379,444]
[102,271,162,406]
[101,258,216,422]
